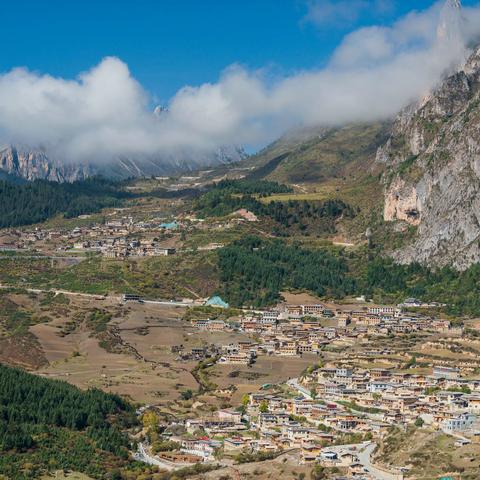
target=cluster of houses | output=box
[170,344,219,362]
[144,362,480,476]
[133,300,479,477]
[69,218,179,258]
[280,364,480,458]
[0,213,240,261]
[306,365,480,436]
[190,303,461,364]
[132,303,476,478]
[0,216,181,258]
[75,237,176,258]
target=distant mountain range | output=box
[0,144,246,182]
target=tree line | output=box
[364,257,480,316]
[193,179,355,235]
[217,236,356,307]
[217,239,480,315]
[0,177,130,227]
[0,364,138,478]
[206,178,293,196]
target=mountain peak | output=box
[447,0,461,8]
[437,0,462,44]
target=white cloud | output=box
[0,1,478,165]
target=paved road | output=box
[287,377,313,399]
[323,443,402,480]
[285,378,403,480]
[0,283,111,300]
[133,443,178,471]
[143,299,192,307]
[356,443,403,480]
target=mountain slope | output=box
[379,46,480,269]
[237,123,391,241]
[0,145,95,182]
[0,144,246,182]
[246,123,390,186]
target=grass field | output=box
[246,122,388,184]
[0,251,220,299]
[376,427,480,479]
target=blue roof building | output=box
[205,295,229,309]
[159,221,179,230]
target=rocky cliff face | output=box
[0,145,246,182]
[379,47,480,269]
[0,146,94,182]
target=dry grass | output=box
[41,472,93,480]
[376,427,480,479]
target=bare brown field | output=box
[209,354,317,404]
[36,330,200,404]
[197,450,313,480]
[29,301,201,403]
[31,321,77,363]
[280,291,323,305]
[280,291,380,313]
[375,427,480,479]
[20,292,325,408]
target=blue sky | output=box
[0,0,478,160]
[1,0,472,102]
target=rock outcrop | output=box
[0,145,95,182]
[380,47,480,269]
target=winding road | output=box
[286,379,403,480]
[357,443,403,480]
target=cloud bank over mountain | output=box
[0,1,478,163]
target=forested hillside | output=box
[217,237,480,315]
[194,179,356,235]
[218,236,356,307]
[0,177,129,227]
[0,364,140,479]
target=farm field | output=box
[0,292,322,407]
[31,300,199,404]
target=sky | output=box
[0,0,461,101]
[0,0,480,162]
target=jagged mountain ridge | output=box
[0,144,246,182]
[379,46,480,269]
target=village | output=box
[0,215,183,258]
[188,302,459,364]
[1,208,480,478]
[131,300,480,479]
[0,210,259,259]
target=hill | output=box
[0,364,143,479]
[245,122,389,186]
[230,123,390,242]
